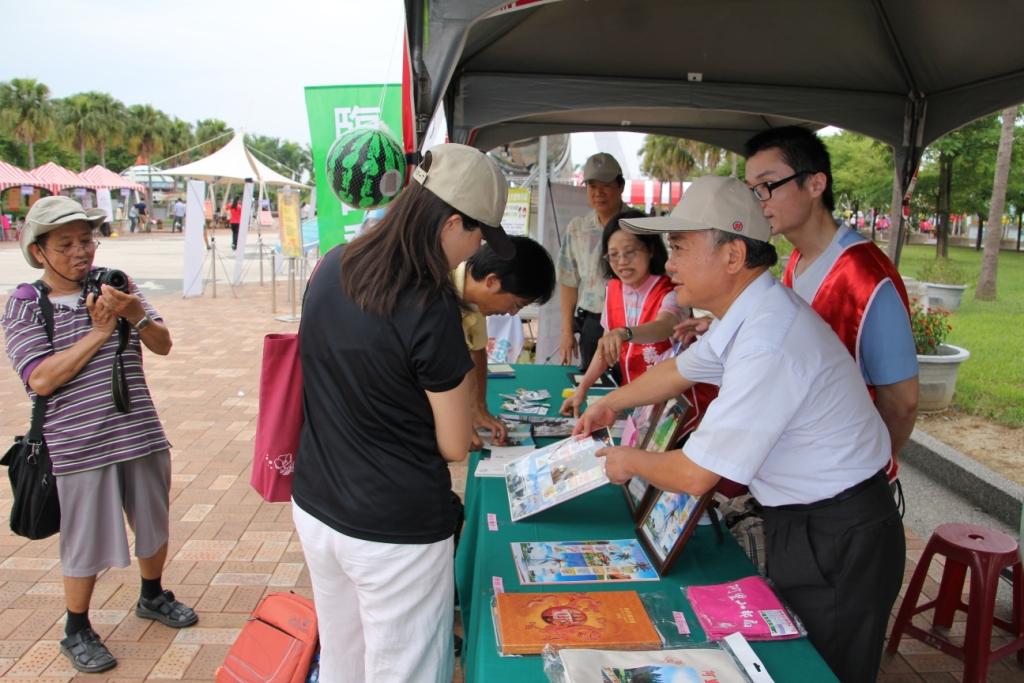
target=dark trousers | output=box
[574,309,603,373]
[762,471,905,683]
[230,223,240,249]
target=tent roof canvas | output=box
[81,165,145,192]
[160,134,307,188]
[30,162,102,193]
[0,160,43,192]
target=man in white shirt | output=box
[171,199,186,232]
[578,176,905,683]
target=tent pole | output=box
[537,136,548,247]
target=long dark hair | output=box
[600,209,668,279]
[341,182,465,317]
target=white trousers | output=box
[292,503,454,683]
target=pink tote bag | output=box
[250,333,303,502]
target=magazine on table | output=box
[504,428,613,522]
[557,647,748,683]
[493,590,662,655]
[510,539,658,584]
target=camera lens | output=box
[103,269,129,292]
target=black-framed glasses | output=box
[47,239,101,256]
[749,171,813,201]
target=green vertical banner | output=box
[304,84,404,252]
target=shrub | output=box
[910,298,953,355]
[916,257,968,285]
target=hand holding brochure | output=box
[504,429,613,521]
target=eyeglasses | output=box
[47,240,101,256]
[603,249,642,264]
[749,171,813,201]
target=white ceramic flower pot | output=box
[924,282,968,312]
[916,343,970,412]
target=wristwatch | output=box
[621,326,633,342]
[132,314,153,331]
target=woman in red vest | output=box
[227,197,242,250]
[561,209,683,417]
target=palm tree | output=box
[127,104,169,165]
[194,118,232,156]
[640,135,725,181]
[976,105,1019,300]
[59,94,103,170]
[164,118,195,164]
[0,78,54,168]
[86,92,127,168]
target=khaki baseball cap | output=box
[582,153,622,183]
[20,195,107,268]
[412,143,514,258]
[620,175,771,242]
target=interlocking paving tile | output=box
[0,659,15,677]
[0,557,59,571]
[210,573,270,586]
[0,642,33,659]
[172,627,241,645]
[148,643,201,679]
[268,563,304,587]
[239,530,292,542]
[6,640,58,677]
[253,541,288,563]
[183,643,232,679]
[222,585,264,614]
[180,504,214,522]
[174,539,236,562]
[225,540,262,562]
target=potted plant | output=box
[916,257,969,311]
[911,299,970,412]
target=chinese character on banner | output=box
[334,105,383,138]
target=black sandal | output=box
[136,590,199,628]
[60,627,117,673]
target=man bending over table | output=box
[577,176,904,683]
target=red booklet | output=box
[494,590,662,655]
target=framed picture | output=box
[644,395,691,453]
[567,371,618,389]
[635,488,713,574]
[620,402,664,519]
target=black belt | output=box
[575,308,601,319]
[766,469,887,513]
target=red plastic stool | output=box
[887,522,1024,682]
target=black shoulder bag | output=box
[0,281,61,539]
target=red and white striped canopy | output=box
[622,179,687,209]
[30,161,102,194]
[0,159,43,192]
[81,165,145,193]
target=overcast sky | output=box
[1,0,407,147]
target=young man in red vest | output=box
[744,127,918,482]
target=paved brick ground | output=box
[0,282,1020,682]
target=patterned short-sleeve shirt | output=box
[556,211,608,314]
[2,280,170,476]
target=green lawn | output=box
[896,244,1024,427]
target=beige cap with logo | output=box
[412,143,514,257]
[20,195,107,268]
[620,175,771,242]
[582,153,623,183]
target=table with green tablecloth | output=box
[455,364,838,682]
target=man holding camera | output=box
[2,196,197,674]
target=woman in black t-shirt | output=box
[292,144,515,683]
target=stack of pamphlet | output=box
[558,647,748,683]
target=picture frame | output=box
[644,395,691,453]
[620,402,664,519]
[635,488,713,575]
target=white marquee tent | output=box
[160,133,306,188]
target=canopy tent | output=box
[160,133,306,188]
[30,161,102,195]
[81,165,145,193]
[0,159,44,192]
[623,179,685,209]
[404,0,1024,262]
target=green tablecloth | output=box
[455,364,838,682]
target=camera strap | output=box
[111,318,132,413]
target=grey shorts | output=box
[55,450,171,577]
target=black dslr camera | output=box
[83,268,130,298]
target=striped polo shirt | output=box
[2,281,170,476]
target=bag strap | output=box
[28,281,54,445]
[111,318,132,413]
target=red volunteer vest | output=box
[605,276,675,383]
[783,240,911,480]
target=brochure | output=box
[558,647,747,683]
[493,590,661,655]
[685,575,804,641]
[511,539,658,584]
[504,429,613,521]
[477,424,534,448]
